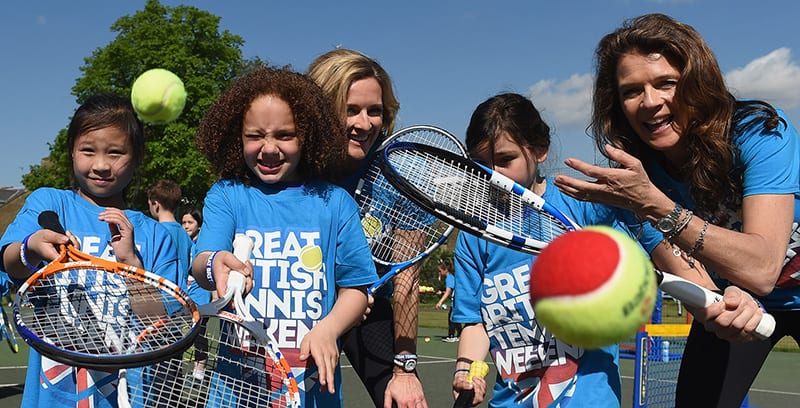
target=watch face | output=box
[656,218,676,233]
[404,359,417,371]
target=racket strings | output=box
[357,165,451,264]
[124,317,297,407]
[388,148,570,243]
[355,127,465,266]
[19,266,194,356]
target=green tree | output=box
[22,0,260,210]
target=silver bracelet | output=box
[686,219,709,268]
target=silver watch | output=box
[655,203,683,235]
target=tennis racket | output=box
[354,125,467,294]
[453,360,490,408]
[655,269,775,339]
[12,210,200,369]
[0,304,19,353]
[379,142,776,339]
[118,235,301,408]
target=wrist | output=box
[20,234,41,271]
[393,353,418,373]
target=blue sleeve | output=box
[452,232,484,324]
[194,181,237,255]
[737,110,800,197]
[445,273,455,290]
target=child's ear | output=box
[534,147,549,163]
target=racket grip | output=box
[453,361,489,408]
[228,236,255,293]
[233,235,254,262]
[656,270,775,339]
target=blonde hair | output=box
[308,48,399,138]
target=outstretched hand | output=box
[554,144,670,218]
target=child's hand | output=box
[98,208,139,267]
[211,251,254,297]
[25,229,71,265]
[452,370,487,406]
[298,323,339,394]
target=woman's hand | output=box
[555,144,672,220]
[688,286,771,343]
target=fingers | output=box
[30,230,70,262]
[212,251,254,297]
[701,286,768,342]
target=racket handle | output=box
[656,270,776,339]
[38,210,66,234]
[228,235,255,294]
[453,361,489,408]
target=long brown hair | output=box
[591,13,783,214]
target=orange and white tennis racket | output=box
[13,211,200,369]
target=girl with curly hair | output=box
[190,66,378,407]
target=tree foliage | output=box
[22,0,260,210]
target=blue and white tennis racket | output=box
[380,141,776,339]
[354,125,467,294]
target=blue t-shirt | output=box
[452,179,628,408]
[0,188,178,408]
[445,272,455,302]
[160,220,193,287]
[645,108,800,310]
[194,179,377,407]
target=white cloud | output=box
[527,73,593,131]
[527,47,800,136]
[725,48,800,110]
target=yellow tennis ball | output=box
[131,68,187,124]
[299,245,323,272]
[529,226,657,349]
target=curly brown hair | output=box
[591,13,783,214]
[197,66,347,183]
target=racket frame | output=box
[12,211,202,369]
[379,141,578,255]
[355,125,467,294]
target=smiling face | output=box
[72,126,135,207]
[616,52,687,155]
[242,94,302,184]
[345,77,384,162]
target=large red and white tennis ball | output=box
[529,226,657,349]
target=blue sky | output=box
[2,0,800,188]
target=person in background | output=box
[0,93,178,408]
[435,258,461,343]
[308,48,428,408]
[147,179,193,286]
[180,205,213,381]
[181,207,203,241]
[554,13,800,407]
